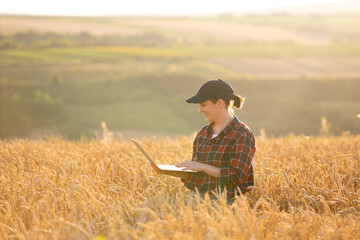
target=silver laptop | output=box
[130,138,197,173]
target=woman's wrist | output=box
[200,163,207,172]
[200,163,221,178]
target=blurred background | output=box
[0,0,360,140]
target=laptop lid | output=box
[130,138,161,172]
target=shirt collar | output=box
[206,115,240,137]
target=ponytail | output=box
[232,94,245,109]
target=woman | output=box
[175,79,256,206]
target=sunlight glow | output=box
[0,0,350,16]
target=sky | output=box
[0,0,352,16]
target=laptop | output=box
[130,138,198,173]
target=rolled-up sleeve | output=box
[219,132,255,186]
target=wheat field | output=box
[0,131,359,239]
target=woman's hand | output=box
[176,161,205,172]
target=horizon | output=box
[0,0,356,17]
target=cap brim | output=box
[186,94,208,103]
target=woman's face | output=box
[199,99,221,122]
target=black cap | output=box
[186,79,234,103]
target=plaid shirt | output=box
[181,115,256,198]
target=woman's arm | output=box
[218,132,256,187]
[201,164,220,178]
[175,161,221,178]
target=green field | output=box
[1,14,360,139]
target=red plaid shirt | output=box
[181,116,256,198]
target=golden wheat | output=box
[0,133,359,239]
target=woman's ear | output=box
[216,99,224,108]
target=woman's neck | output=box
[213,112,233,132]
